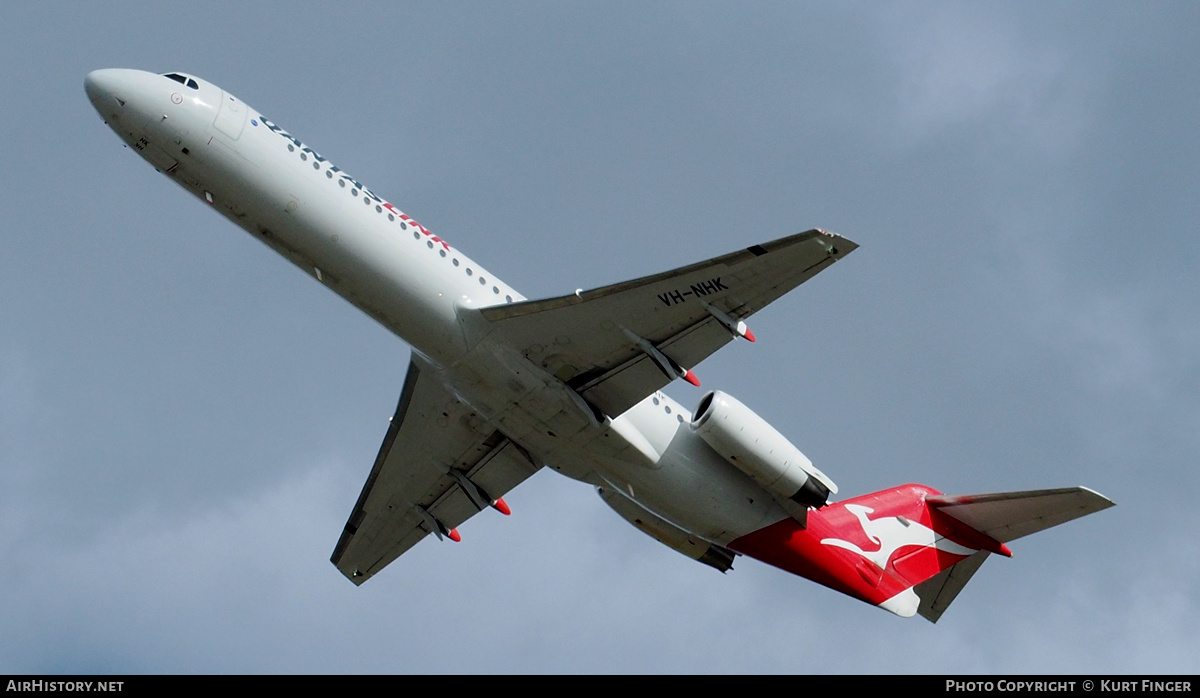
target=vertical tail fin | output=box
[805,484,1011,619]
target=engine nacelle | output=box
[691,390,837,508]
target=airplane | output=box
[85,68,1114,622]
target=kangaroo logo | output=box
[821,504,975,569]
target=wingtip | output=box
[683,369,701,387]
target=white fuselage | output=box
[85,69,792,549]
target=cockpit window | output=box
[162,73,199,90]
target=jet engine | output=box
[690,390,837,509]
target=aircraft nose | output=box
[85,69,119,103]
[85,69,135,120]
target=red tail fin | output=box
[729,484,1113,621]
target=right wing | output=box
[331,358,541,584]
[480,229,856,418]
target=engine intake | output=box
[691,390,837,508]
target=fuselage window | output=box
[313,162,319,170]
[375,205,382,213]
[439,249,446,258]
[338,180,345,187]
[427,241,434,249]
[400,222,407,230]
[466,268,473,276]
[287,144,295,152]
[388,214,395,222]
[492,286,500,294]
[326,171,333,179]
[300,153,307,161]
[413,232,421,240]
[452,259,460,267]
[351,189,358,196]
[505,295,513,303]
[479,277,486,285]
[364,197,370,205]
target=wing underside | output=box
[331,359,541,584]
[480,229,857,418]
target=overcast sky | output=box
[2,1,1198,673]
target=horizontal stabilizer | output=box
[915,551,990,623]
[926,486,1115,544]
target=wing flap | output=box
[656,318,738,378]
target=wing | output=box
[331,358,541,584]
[480,229,856,418]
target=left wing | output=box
[332,358,541,584]
[480,229,856,418]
